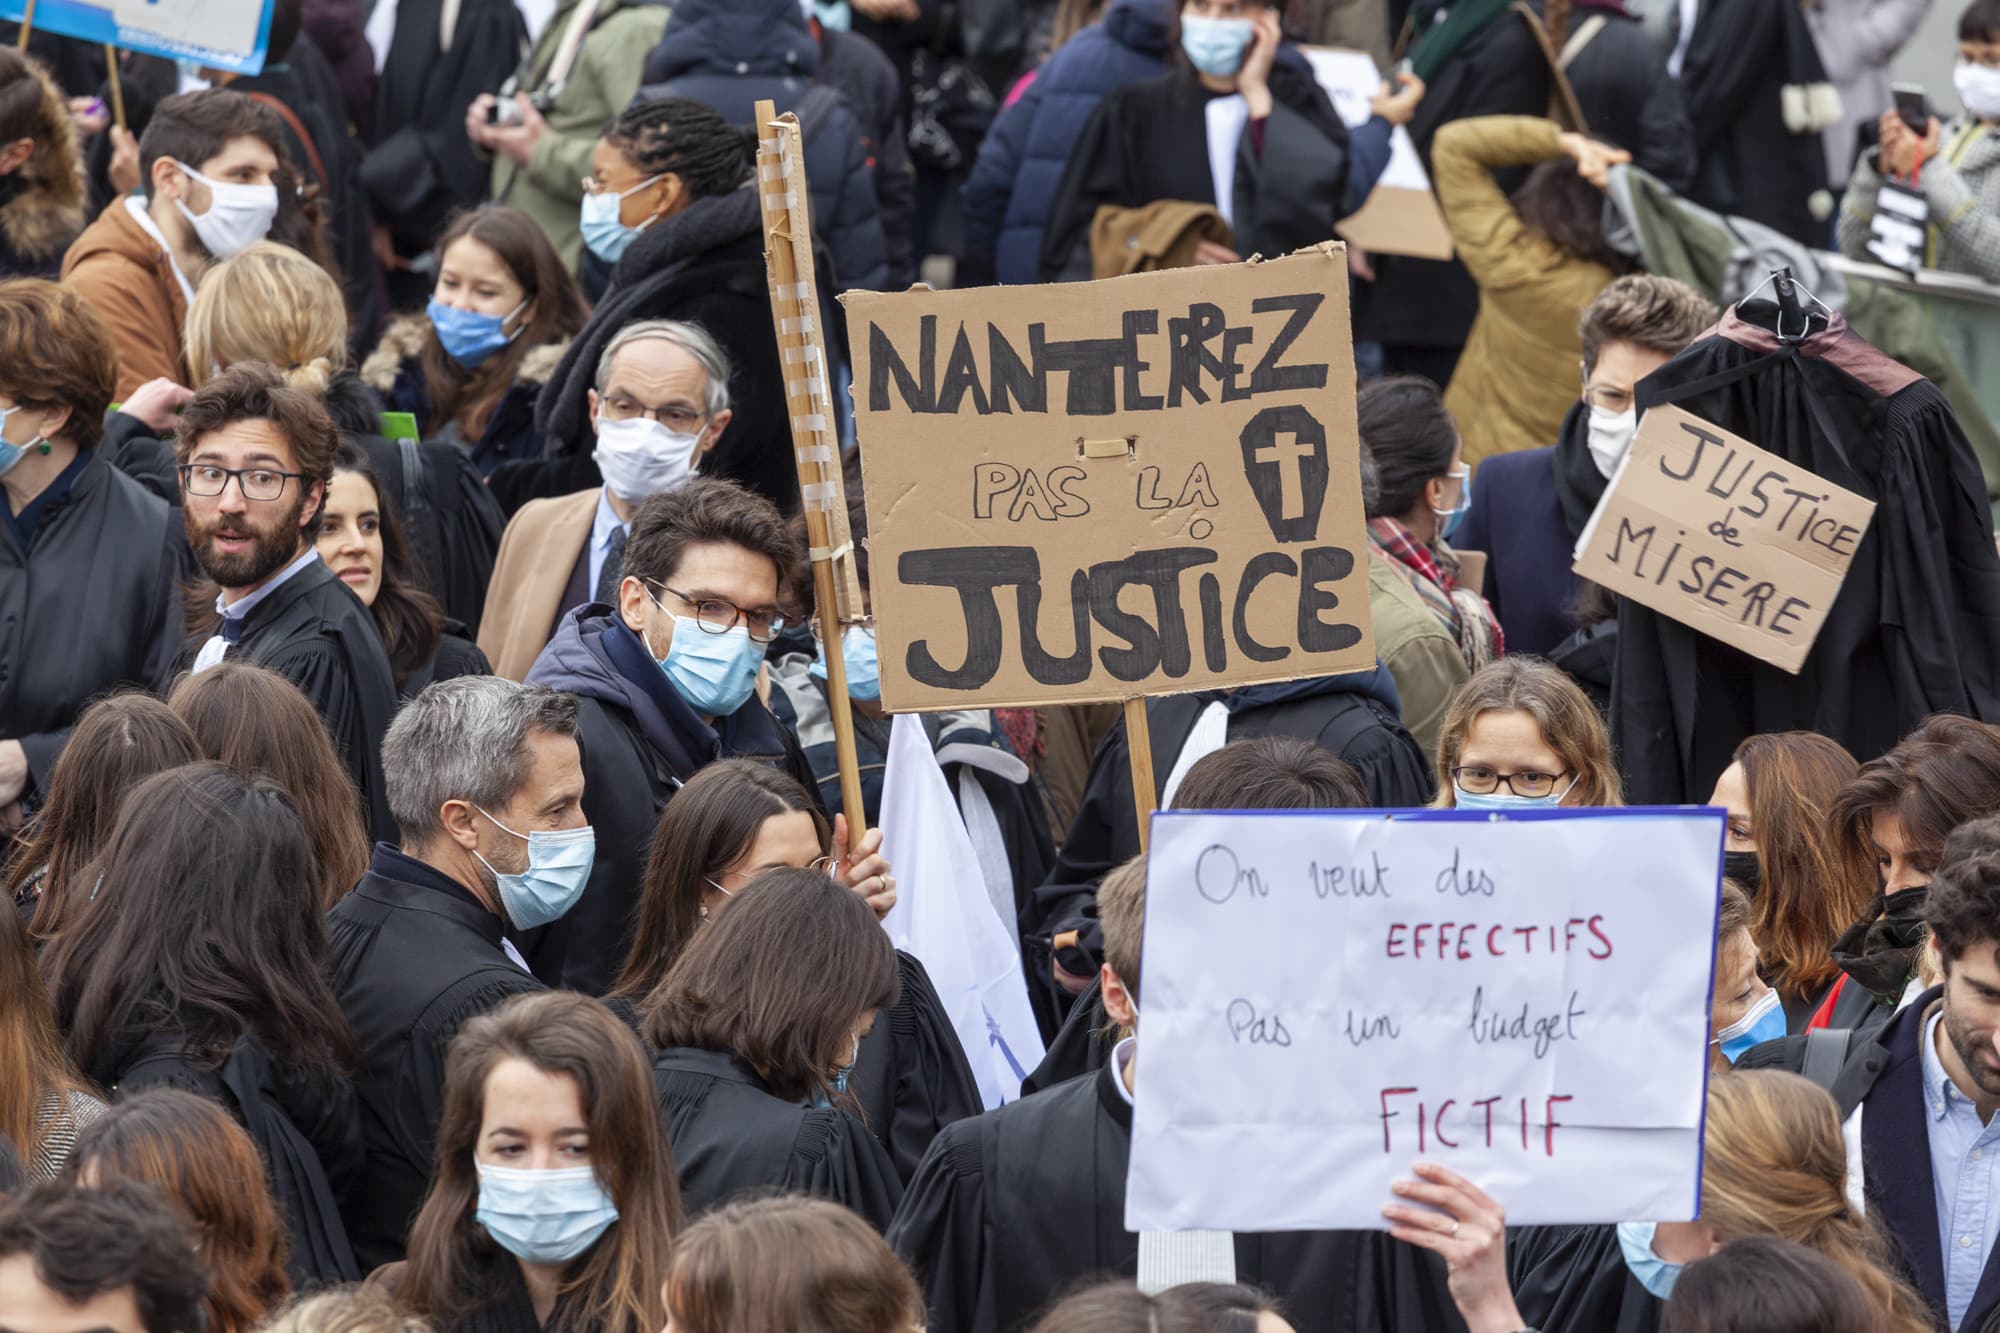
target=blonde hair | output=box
[259,1287,430,1333]
[184,242,348,395]
[1433,658,1623,808]
[1702,1071,1931,1333]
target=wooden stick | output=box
[13,0,33,48]
[103,45,125,131]
[1124,696,1156,854]
[753,98,868,849]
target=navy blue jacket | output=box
[1455,446,1578,659]
[637,0,891,293]
[957,0,1173,285]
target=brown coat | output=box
[1089,200,1234,279]
[478,487,600,681]
[60,198,190,401]
[1432,116,1618,470]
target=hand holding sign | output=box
[1382,1162,1528,1333]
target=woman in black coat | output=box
[515,97,837,517]
[639,867,905,1228]
[42,764,364,1283]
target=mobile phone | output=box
[1893,83,1931,134]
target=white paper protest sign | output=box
[1126,808,1722,1232]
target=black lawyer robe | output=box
[175,558,400,842]
[1616,303,2000,802]
[848,951,985,1186]
[654,1046,904,1230]
[887,1062,1466,1333]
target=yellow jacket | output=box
[1432,116,1617,469]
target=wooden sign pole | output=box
[1125,697,1156,854]
[754,98,869,849]
[103,45,125,130]
[13,0,32,47]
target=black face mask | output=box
[1829,884,1931,1003]
[1722,850,1761,896]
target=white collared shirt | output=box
[191,548,321,673]
[123,195,197,307]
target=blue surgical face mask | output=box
[648,613,762,718]
[0,402,46,478]
[1715,986,1786,1063]
[580,176,664,265]
[1616,1222,1681,1300]
[811,1034,862,1109]
[472,806,597,930]
[429,296,526,369]
[1180,14,1255,77]
[813,0,853,27]
[1452,775,1576,812]
[475,1163,619,1265]
[1432,465,1471,543]
[808,625,880,702]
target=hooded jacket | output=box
[0,54,84,279]
[636,0,891,293]
[957,0,1172,285]
[525,606,820,993]
[59,196,189,399]
[531,187,819,516]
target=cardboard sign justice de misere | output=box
[846,248,1376,712]
[1571,404,1875,674]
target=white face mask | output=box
[592,414,702,503]
[169,159,279,259]
[1957,61,2000,121]
[1586,404,1637,479]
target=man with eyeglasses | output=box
[1455,274,1718,658]
[481,319,733,681]
[172,363,400,841]
[525,475,820,992]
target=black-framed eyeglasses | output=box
[1451,766,1571,798]
[179,463,306,502]
[601,394,708,434]
[650,582,786,643]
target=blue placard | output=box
[3,0,274,77]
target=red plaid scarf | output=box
[1367,516,1505,666]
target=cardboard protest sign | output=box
[1301,48,1454,262]
[1572,404,1875,674]
[2,0,274,75]
[1126,808,1722,1232]
[847,248,1376,712]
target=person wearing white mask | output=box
[1455,275,1718,658]
[1839,0,2000,284]
[524,476,820,994]
[479,319,733,681]
[60,89,287,400]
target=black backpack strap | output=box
[397,437,439,588]
[1801,1026,1854,1092]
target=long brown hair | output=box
[168,663,370,908]
[665,1196,923,1333]
[402,992,680,1333]
[641,869,899,1105]
[1701,1071,1931,1333]
[1831,715,2000,885]
[610,760,831,1003]
[328,441,445,689]
[1433,657,1623,808]
[1734,732,1874,999]
[1,692,199,941]
[421,207,589,440]
[66,1089,290,1333]
[0,904,96,1168]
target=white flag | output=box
[879,714,1045,1108]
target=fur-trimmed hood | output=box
[359,313,570,394]
[0,56,85,265]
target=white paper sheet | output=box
[1126,808,1722,1232]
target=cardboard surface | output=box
[1301,46,1455,262]
[1572,404,1875,674]
[847,247,1376,712]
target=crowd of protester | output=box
[4,0,2000,1328]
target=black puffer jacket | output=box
[636,0,892,293]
